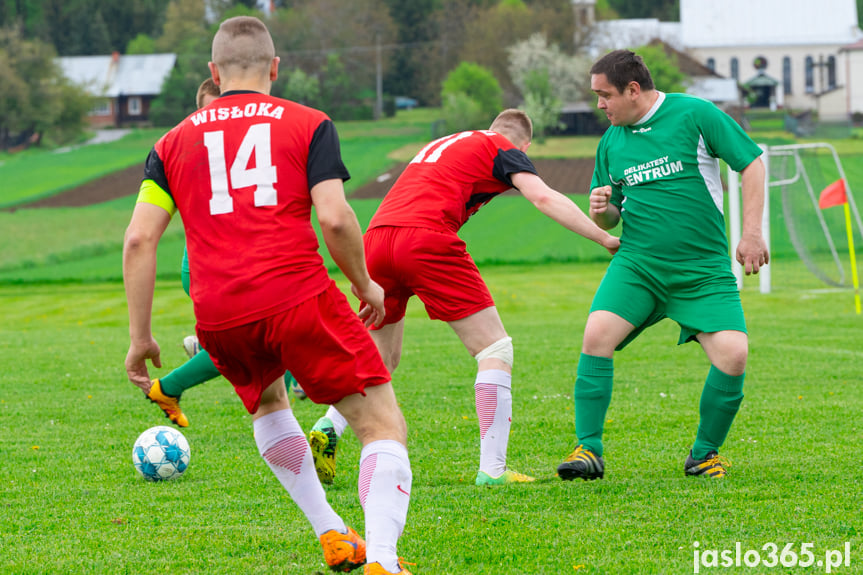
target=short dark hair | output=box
[590,49,655,93]
[196,77,220,109]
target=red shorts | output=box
[364,226,494,327]
[197,281,390,413]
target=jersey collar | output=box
[633,91,665,126]
[219,90,264,98]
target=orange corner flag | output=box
[819,179,848,209]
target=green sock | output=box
[692,366,744,460]
[574,353,614,457]
[159,349,222,397]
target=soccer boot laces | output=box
[557,444,604,481]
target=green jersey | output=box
[591,92,762,262]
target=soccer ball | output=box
[132,426,191,481]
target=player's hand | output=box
[125,337,162,393]
[589,185,613,215]
[736,232,770,275]
[602,233,621,255]
[352,280,386,328]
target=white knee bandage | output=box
[474,336,513,367]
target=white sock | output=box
[358,440,412,573]
[325,405,349,437]
[254,409,345,537]
[475,369,512,477]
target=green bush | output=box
[441,92,486,133]
[441,62,502,125]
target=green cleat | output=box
[557,445,604,481]
[310,416,339,485]
[685,450,729,478]
[475,468,535,486]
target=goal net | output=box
[728,143,863,294]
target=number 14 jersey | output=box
[142,91,350,330]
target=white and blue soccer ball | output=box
[132,426,191,481]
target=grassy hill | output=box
[1,109,861,288]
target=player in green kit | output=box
[557,50,769,481]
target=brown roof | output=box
[839,38,863,51]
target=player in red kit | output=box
[123,16,412,575]
[310,109,620,488]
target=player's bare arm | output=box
[123,201,172,391]
[311,178,385,326]
[512,172,620,255]
[737,157,770,275]
[588,185,621,230]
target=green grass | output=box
[1,263,860,574]
[0,194,630,284]
[0,109,438,209]
[0,129,166,209]
[5,171,863,285]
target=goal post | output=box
[729,142,863,309]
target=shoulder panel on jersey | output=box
[144,147,172,199]
[308,119,350,190]
[491,148,537,187]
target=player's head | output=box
[589,50,655,126]
[210,16,278,89]
[196,77,220,109]
[489,109,532,151]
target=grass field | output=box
[0,109,438,209]
[0,129,166,209]
[1,262,861,574]
[2,109,862,574]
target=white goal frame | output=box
[727,142,863,294]
[727,144,771,293]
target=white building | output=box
[573,0,863,120]
[681,0,862,119]
[58,53,177,128]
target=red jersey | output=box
[368,130,536,233]
[144,91,350,330]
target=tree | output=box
[457,0,536,104]
[518,69,562,141]
[282,68,320,106]
[126,33,156,55]
[0,45,30,146]
[441,91,485,133]
[2,0,171,55]
[148,36,210,126]
[527,0,576,52]
[317,53,357,119]
[0,26,92,149]
[509,33,588,104]
[635,42,688,93]
[156,0,207,53]
[608,0,678,20]
[508,33,590,139]
[382,0,437,101]
[441,61,502,130]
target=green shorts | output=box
[590,251,747,351]
[181,246,190,297]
